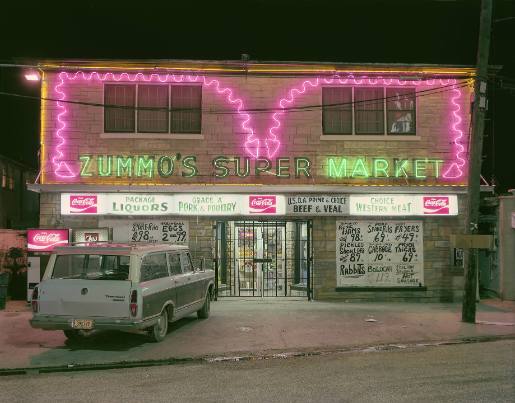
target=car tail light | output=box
[130,290,138,317]
[31,287,39,313]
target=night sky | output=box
[1,0,514,191]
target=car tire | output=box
[148,309,168,342]
[197,291,211,319]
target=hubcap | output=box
[158,312,167,336]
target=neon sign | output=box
[79,154,312,179]
[326,157,444,179]
[49,72,467,182]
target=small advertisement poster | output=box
[72,228,110,244]
[286,195,349,215]
[336,220,424,287]
[100,219,189,244]
[27,229,70,252]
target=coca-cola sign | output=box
[69,195,98,214]
[27,229,69,252]
[248,195,277,214]
[423,196,450,215]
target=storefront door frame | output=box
[214,218,313,300]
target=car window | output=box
[180,252,193,273]
[52,254,130,280]
[140,253,169,282]
[168,253,182,275]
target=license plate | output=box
[71,319,94,330]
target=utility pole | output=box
[462,0,493,323]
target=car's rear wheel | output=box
[197,291,211,319]
[148,309,168,342]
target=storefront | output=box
[30,60,474,301]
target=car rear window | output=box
[52,254,130,280]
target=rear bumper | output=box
[30,314,158,331]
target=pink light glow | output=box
[442,84,466,178]
[268,75,465,178]
[52,72,256,178]
[51,72,466,180]
[24,71,40,81]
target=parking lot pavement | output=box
[0,299,514,371]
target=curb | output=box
[1,333,515,377]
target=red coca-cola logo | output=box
[249,196,276,214]
[69,195,98,213]
[423,197,449,215]
[33,233,61,243]
[27,229,69,251]
[71,197,95,207]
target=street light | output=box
[24,70,40,82]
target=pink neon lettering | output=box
[51,72,465,181]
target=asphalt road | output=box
[2,340,514,403]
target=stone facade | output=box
[36,61,475,302]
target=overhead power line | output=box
[0,80,471,115]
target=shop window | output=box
[104,84,136,132]
[104,84,202,134]
[137,84,169,133]
[387,88,416,134]
[171,85,202,133]
[322,87,352,134]
[355,87,384,134]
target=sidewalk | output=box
[1,299,514,371]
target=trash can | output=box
[0,272,9,310]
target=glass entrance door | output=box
[214,220,312,298]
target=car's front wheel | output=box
[197,291,211,319]
[148,309,168,342]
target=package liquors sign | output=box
[99,219,189,244]
[336,220,424,287]
[61,193,286,216]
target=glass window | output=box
[322,87,352,134]
[137,84,169,133]
[140,253,169,282]
[104,84,136,132]
[52,254,86,279]
[387,88,416,134]
[52,254,130,280]
[180,252,193,273]
[171,85,202,133]
[168,253,182,275]
[355,87,384,134]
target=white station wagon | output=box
[30,243,215,342]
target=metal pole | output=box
[462,0,493,323]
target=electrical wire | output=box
[0,80,471,115]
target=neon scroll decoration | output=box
[270,75,466,179]
[51,72,466,180]
[52,71,258,178]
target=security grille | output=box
[214,220,312,299]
